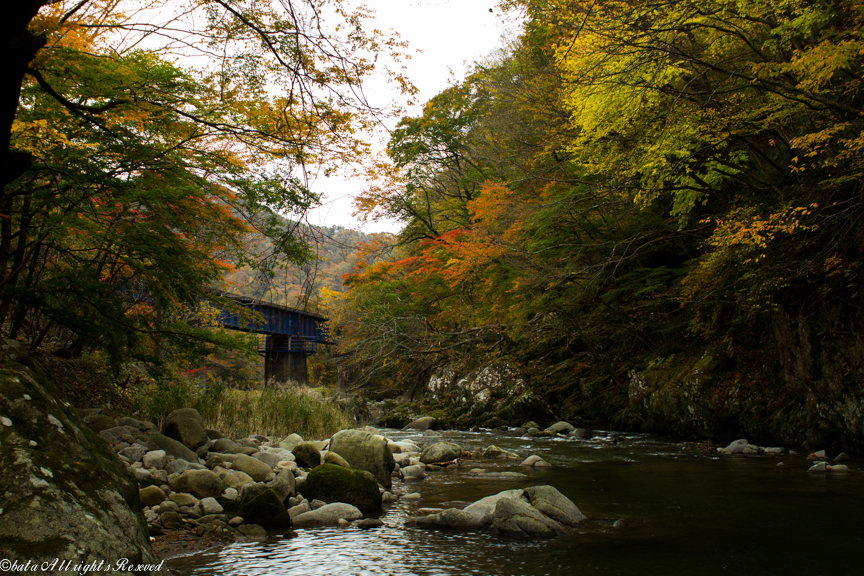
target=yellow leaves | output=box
[705,204,818,263]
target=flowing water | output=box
[167,428,864,575]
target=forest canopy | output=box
[1,0,406,363]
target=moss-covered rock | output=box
[239,488,290,528]
[292,442,322,468]
[0,339,165,575]
[328,429,395,489]
[300,463,382,513]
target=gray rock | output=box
[222,487,239,500]
[211,437,240,453]
[402,416,440,431]
[173,469,224,498]
[253,450,282,469]
[143,449,168,470]
[169,493,199,507]
[239,482,268,504]
[292,502,363,526]
[132,467,153,481]
[570,428,591,439]
[420,442,462,464]
[166,458,206,475]
[103,425,136,444]
[160,511,183,530]
[329,429,396,489]
[545,421,576,435]
[402,464,426,479]
[834,452,851,462]
[198,497,224,515]
[232,453,274,482]
[828,464,851,472]
[288,501,311,519]
[146,432,200,463]
[490,497,565,537]
[278,433,304,452]
[0,342,166,573]
[721,439,749,454]
[808,461,828,472]
[406,507,489,530]
[163,408,209,450]
[266,468,296,503]
[524,485,587,527]
[238,524,267,537]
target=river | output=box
[167,427,863,575]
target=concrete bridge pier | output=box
[264,334,308,385]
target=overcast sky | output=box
[305,0,523,233]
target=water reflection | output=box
[168,428,864,576]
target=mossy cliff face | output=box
[0,340,166,575]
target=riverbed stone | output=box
[198,497,224,515]
[166,458,206,474]
[420,441,462,464]
[403,416,440,431]
[253,450,282,469]
[524,485,587,527]
[173,469,224,498]
[406,507,489,530]
[808,461,827,472]
[293,442,323,469]
[324,450,351,468]
[266,467,296,503]
[279,433,304,452]
[164,407,209,450]
[169,492,199,507]
[490,497,564,538]
[328,429,396,489]
[239,488,291,528]
[233,453,275,481]
[402,464,426,479]
[292,502,363,526]
[120,443,147,463]
[146,432,200,463]
[545,421,576,435]
[300,463,383,512]
[212,438,240,453]
[139,485,166,506]
[720,439,749,454]
[143,449,168,470]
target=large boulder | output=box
[163,407,209,450]
[291,502,363,527]
[172,469,224,499]
[232,453,274,482]
[420,441,462,464]
[145,432,199,463]
[300,464,382,512]
[328,429,396,489]
[266,468,296,503]
[490,497,565,538]
[524,485,587,527]
[0,340,165,574]
[406,486,586,539]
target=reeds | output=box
[140,379,353,440]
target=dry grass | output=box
[139,379,353,440]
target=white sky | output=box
[305,0,523,234]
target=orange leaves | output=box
[705,204,818,263]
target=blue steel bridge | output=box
[207,289,330,384]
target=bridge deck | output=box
[207,289,329,353]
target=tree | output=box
[1,0,408,361]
